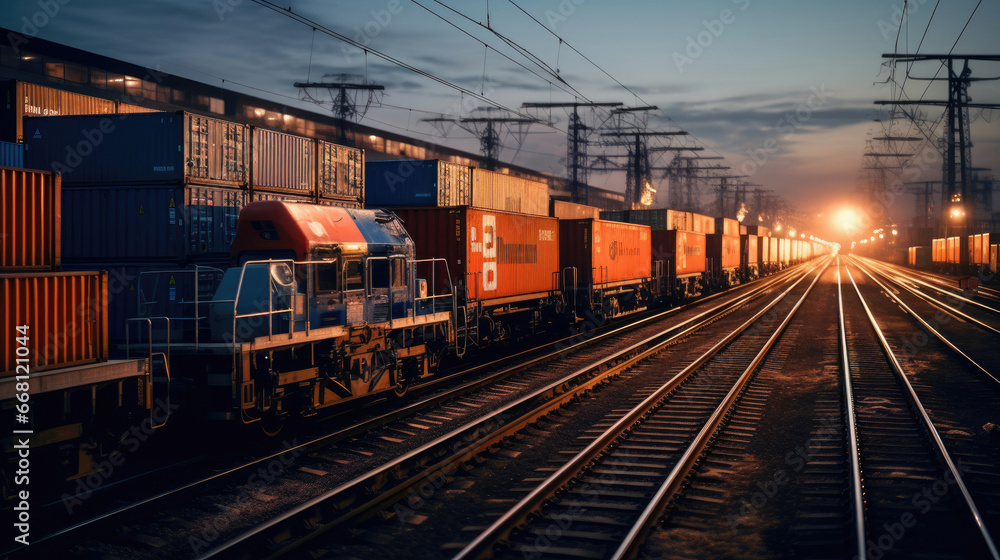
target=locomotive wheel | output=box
[259,413,286,437]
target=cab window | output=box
[344,260,363,291]
[315,261,339,292]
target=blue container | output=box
[62,184,245,261]
[0,141,24,168]
[365,159,471,208]
[24,112,248,186]
[61,260,229,348]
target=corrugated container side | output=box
[561,219,652,286]
[742,235,758,267]
[991,244,998,274]
[186,114,249,185]
[470,168,548,216]
[393,207,559,302]
[946,236,961,264]
[62,185,244,261]
[932,238,946,263]
[651,230,706,277]
[744,225,770,237]
[779,238,791,264]
[318,141,364,202]
[599,211,624,222]
[12,81,117,142]
[707,234,740,270]
[2,271,108,375]
[1,167,60,271]
[551,200,601,220]
[253,128,315,193]
[769,238,779,265]
[0,141,24,168]
[716,218,739,236]
[438,161,472,206]
[758,235,769,265]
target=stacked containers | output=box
[1,167,110,375]
[707,218,740,277]
[611,211,706,280]
[0,141,24,167]
[550,200,602,220]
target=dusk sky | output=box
[3,0,998,234]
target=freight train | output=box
[3,151,830,498]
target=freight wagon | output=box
[393,206,561,348]
[707,218,740,287]
[560,218,660,319]
[1,166,153,500]
[908,246,931,269]
[651,229,706,299]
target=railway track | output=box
[162,258,826,559]
[8,262,809,559]
[840,258,999,559]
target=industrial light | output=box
[879,233,884,239]
[891,229,898,235]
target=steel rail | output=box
[848,256,999,385]
[454,258,829,560]
[845,262,1000,560]
[837,257,869,560]
[858,256,1000,318]
[610,256,829,560]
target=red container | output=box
[561,219,652,285]
[707,234,740,270]
[742,235,759,267]
[1,167,60,271]
[651,230,706,278]
[394,207,559,303]
[2,271,108,376]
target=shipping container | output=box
[946,236,963,264]
[707,234,741,270]
[0,140,24,167]
[599,210,625,222]
[560,219,652,286]
[741,234,759,268]
[62,184,244,261]
[24,111,249,186]
[991,244,998,274]
[318,140,364,201]
[60,260,228,345]
[908,246,931,268]
[779,238,791,265]
[551,200,602,220]
[470,168,549,216]
[968,233,998,266]
[393,207,559,304]
[623,209,715,233]
[932,238,947,263]
[758,235,769,265]
[651,230,706,278]
[769,237,779,266]
[2,271,108,375]
[715,217,740,236]
[2,80,117,143]
[741,225,770,237]
[253,127,314,193]
[1,166,60,271]
[365,159,471,207]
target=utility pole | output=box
[600,128,688,208]
[423,107,545,170]
[522,102,622,202]
[877,54,1000,236]
[294,75,384,142]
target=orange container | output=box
[651,230,706,277]
[562,219,652,285]
[1,166,60,271]
[2,271,108,376]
